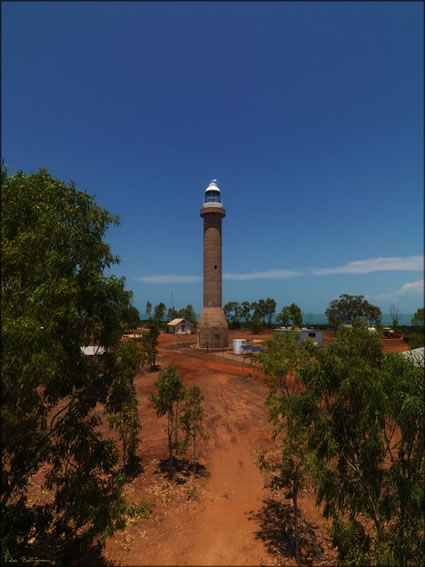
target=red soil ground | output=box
[28,329,409,565]
[103,329,408,566]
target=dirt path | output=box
[105,329,408,566]
[105,341,273,565]
[153,346,271,565]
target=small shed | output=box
[272,327,323,347]
[167,318,194,335]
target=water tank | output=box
[233,339,247,354]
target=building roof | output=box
[81,346,106,356]
[399,347,424,367]
[205,179,221,193]
[167,318,194,327]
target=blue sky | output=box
[2,1,424,315]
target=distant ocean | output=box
[283,313,416,326]
[141,312,416,326]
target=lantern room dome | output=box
[203,179,223,208]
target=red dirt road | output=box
[105,337,275,565]
[103,330,408,566]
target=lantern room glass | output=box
[205,190,221,203]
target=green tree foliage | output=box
[253,299,267,324]
[145,301,152,318]
[166,304,197,327]
[408,333,424,350]
[411,307,424,326]
[390,303,400,332]
[265,298,277,327]
[122,305,141,329]
[409,307,424,349]
[150,366,186,466]
[107,341,142,471]
[224,301,242,329]
[250,298,277,327]
[167,306,178,321]
[276,306,290,327]
[325,294,382,329]
[142,318,160,371]
[288,303,303,327]
[153,302,166,322]
[249,316,263,334]
[1,167,140,560]
[180,386,208,476]
[276,303,303,328]
[255,331,312,564]
[296,321,424,566]
[240,301,252,323]
[224,300,275,329]
[179,304,197,326]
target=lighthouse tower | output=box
[197,180,229,349]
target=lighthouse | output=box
[197,180,229,349]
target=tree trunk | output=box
[193,436,196,476]
[167,412,173,462]
[174,402,179,447]
[293,489,300,564]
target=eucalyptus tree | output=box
[288,303,302,327]
[297,321,424,566]
[1,167,140,561]
[143,318,160,371]
[265,298,277,327]
[167,306,178,321]
[390,303,400,331]
[276,306,290,327]
[255,330,313,564]
[150,365,186,466]
[180,386,208,476]
[325,294,381,329]
[411,307,424,326]
[240,301,252,323]
[107,341,142,470]
[153,302,166,322]
[224,301,241,328]
[179,304,197,326]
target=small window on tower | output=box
[214,265,217,269]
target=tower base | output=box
[197,307,229,349]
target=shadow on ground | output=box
[155,457,209,483]
[123,455,144,479]
[2,538,115,567]
[249,497,324,565]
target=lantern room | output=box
[203,179,223,208]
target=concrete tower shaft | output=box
[197,181,229,350]
[201,207,225,308]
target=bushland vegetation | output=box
[224,298,278,329]
[325,294,382,330]
[150,365,207,477]
[407,307,424,349]
[1,167,143,562]
[167,304,197,326]
[255,321,424,566]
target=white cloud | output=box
[311,256,423,276]
[374,279,424,301]
[135,256,423,285]
[223,269,303,281]
[134,274,201,284]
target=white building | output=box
[272,327,323,347]
[167,318,194,335]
